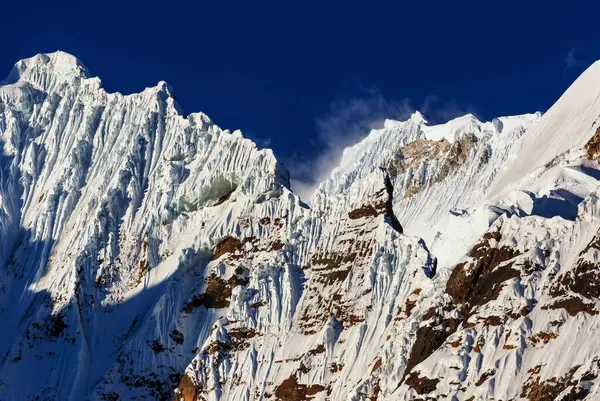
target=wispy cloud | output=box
[564,48,579,74]
[244,131,272,149]
[290,87,413,201]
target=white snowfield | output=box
[1,51,600,401]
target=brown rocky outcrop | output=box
[585,126,600,161]
[274,374,326,401]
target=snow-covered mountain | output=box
[1,51,600,401]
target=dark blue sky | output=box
[2,1,600,188]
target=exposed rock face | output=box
[386,133,478,199]
[3,52,600,401]
[445,227,521,310]
[274,373,326,401]
[585,126,600,161]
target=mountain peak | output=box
[1,50,90,91]
[410,110,427,124]
[3,51,600,401]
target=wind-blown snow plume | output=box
[291,88,413,201]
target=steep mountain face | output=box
[1,52,600,401]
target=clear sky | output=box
[2,1,600,194]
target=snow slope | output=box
[1,51,600,401]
